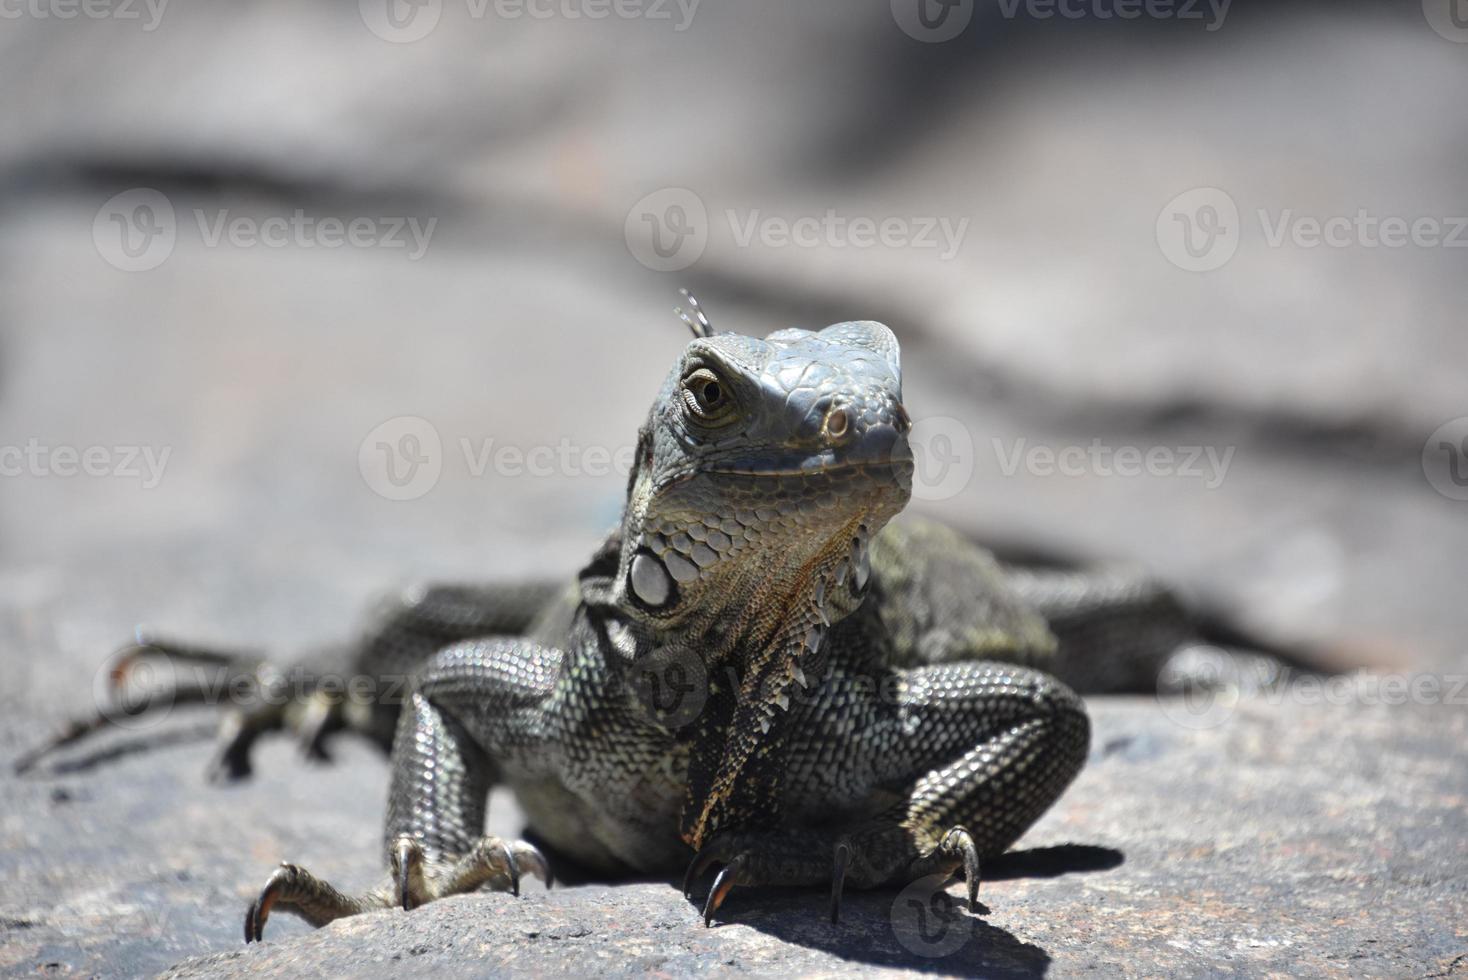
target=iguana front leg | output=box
[685,659,1089,923]
[244,637,561,941]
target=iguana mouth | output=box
[702,439,914,480]
[704,460,911,478]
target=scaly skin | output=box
[28,298,1258,937]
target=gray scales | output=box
[17,292,1272,941]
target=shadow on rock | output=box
[693,844,1124,977]
[985,844,1124,881]
[731,895,1047,976]
[13,722,218,776]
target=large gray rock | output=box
[6,698,1464,977]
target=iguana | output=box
[20,293,1248,941]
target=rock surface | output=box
[6,698,1465,978]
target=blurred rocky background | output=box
[1,1,1465,976]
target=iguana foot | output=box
[245,834,553,942]
[433,834,554,899]
[245,861,381,941]
[910,826,981,914]
[684,823,978,926]
[17,582,563,779]
[13,637,289,777]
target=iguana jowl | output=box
[27,297,1117,938]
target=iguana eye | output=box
[681,367,735,425]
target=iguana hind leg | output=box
[14,581,563,777]
[13,637,272,777]
[686,823,983,925]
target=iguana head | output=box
[615,297,913,665]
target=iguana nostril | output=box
[824,407,851,444]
